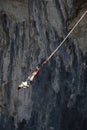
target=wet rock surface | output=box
[0,0,87,130]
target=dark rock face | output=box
[0,0,87,130]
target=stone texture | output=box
[0,0,87,130]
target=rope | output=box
[44,10,87,63]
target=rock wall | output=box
[0,0,87,130]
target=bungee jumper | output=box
[18,67,39,90]
[18,59,46,90]
[18,10,87,90]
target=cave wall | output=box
[0,0,87,130]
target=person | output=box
[18,58,46,90]
[18,66,40,90]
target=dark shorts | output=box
[26,79,31,85]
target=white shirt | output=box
[21,81,28,88]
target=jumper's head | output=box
[18,84,23,90]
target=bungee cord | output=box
[18,10,87,90]
[45,10,87,63]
